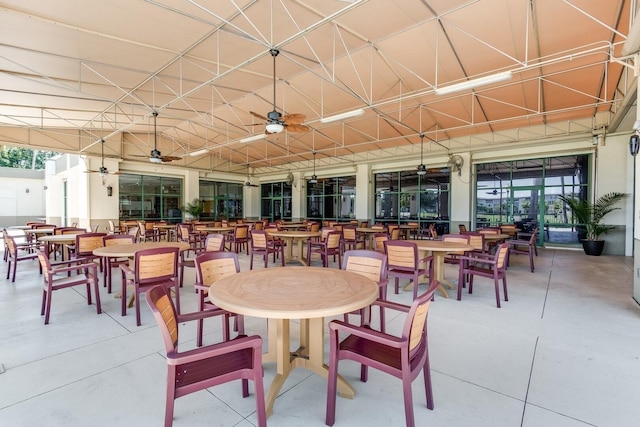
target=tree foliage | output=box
[0,146,58,170]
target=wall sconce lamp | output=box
[630,134,639,156]
[107,186,113,197]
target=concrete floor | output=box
[1,240,639,427]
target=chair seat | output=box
[173,340,254,394]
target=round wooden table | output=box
[411,240,474,298]
[92,241,190,258]
[209,267,378,417]
[265,230,320,265]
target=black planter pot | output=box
[581,239,605,256]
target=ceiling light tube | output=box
[189,148,209,157]
[320,108,365,124]
[240,134,267,143]
[435,71,512,95]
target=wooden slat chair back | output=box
[342,250,389,331]
[120,247,180,326]
[326,280,438,427]
[36,248,101,324]
[102,234,135,293]
[457,242,510,307]
[145,285,266,427]
[384,240,433,300]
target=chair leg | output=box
[529,249,535,272]
[494,276,501,308]
[422,350,434,410]
[502,276,508,301]
[402,375,416,427]
[325,348,339,426]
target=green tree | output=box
[0,146,58,169]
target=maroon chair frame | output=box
[36,248,101,324]
[249,229,284,269]
[326,280,439,427]
[120,246,180,326]
[457,242,510,307]
[145,285,266,427]
[194,251,245,347]
[384,240,433,300]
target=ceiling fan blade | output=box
[283,113,306,124]
[286,123,310,133]
[161,155,182,162]
[250,111,268,121]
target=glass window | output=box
[119,174,183,222]
[261,181,293,222]
[305,175,356,222]
[199,181,244,221]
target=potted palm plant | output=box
[181,198,204,221]
[559,192,626,256]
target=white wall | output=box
[0,167,45,227]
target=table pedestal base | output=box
[263,318,353,417]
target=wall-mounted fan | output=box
[248,49,310,134]
[448,154,464,175]
[286,172,296,187]
[85,139,120,176]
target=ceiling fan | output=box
[248,49,310,135]
[147,111,182,163]
[85,139,120,176]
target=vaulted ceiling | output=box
[0,0,637,175]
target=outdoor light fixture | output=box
[308,151,318,184]
[107,186,113,197]
[188,148,209,157]
[630,134,640,156]
[416,133,427,176]
[435,71,512,95]
[320,108,365,124]
[240,134,267,143]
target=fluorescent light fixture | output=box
[320,108,365,124]
[435,71,512,95]
[266,122,284,133]
[240,134,267,143]
[189,148,209,157]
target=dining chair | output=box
[458,224,468,233]
[35,248,101,324]
[68,232,107,274]
[326,279,439,427]
[178,232,228,288]
[3,231,43,282]
[228,224,250,254]
[507,227,538,272]
[120,246,180,326]
[341,250,389,332]
[107,220,121,235]
[341,225,365,252]
[145,285,266,427]
[457,242,510,307]
[101,234,135,293]
[50,227,86,260]
[442,233,471,264]
[384,240,433,300]
[177,223,202,255]
[203,233,226,252]
[194,251,245,346]
[461,231,487,255]
[307,230,342,267]
[499,223,517,238]
[249,229,284,269]
[373,232,389,253]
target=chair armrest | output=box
[120,264,134,275]
[176,308,228,323]
[458,254,496,265]
[329,320,405,348]
[167,334,262,365]
[371,299,411,313]
[51,262,97,275]
[49,256,91,267]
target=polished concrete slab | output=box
[1,243,638,426]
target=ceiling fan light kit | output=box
[320,108,364,123]
[266,122,284,133]
[435,71,512,95]
[308,151,318,183]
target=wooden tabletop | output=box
[209,267,378,319]
[266,230,320,239]
[414,239,475,253]
[482,233,511,241]
[199,226,235,233]
[25,228,56,234]
[38,234,79,243]
[92,241,190,257]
